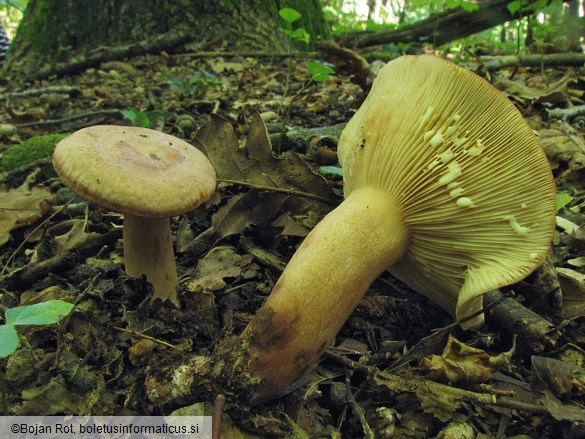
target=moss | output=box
[0,133,69,173]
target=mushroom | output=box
[52,125,216,303]
[238,55,556,400]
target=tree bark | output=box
[3,0,326,77]
[337,0,575,48]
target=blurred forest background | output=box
[0,0,582,64]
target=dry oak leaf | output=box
[194,113,336,212]
[419,333,513,384]
[0,181,52,246]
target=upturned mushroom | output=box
[238,55,556,400]
[52,126,216,303]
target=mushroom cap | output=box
[53,125,216,218]
[338,55,556,325]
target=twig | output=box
[1,226,123,290]
[176,51,319,59]
[218,178,338,205]
[0,86,81,100]
[479,53,585,72]
[0,198,75,281]
[484,290,561,352]
[112,326,179,350]
[345,373,374,439]
[15,109,122,128]
[240,237,286,273]
[212,394,225,439]
[0,158,52,184]
[373,370,550,416]
[546,104,585,121]
[387,291,512,372]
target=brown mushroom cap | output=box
[338,55,556,325]
[52,125,216,218]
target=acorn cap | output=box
[338,55,556,326]
[52,125,216,218]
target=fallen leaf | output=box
[195,113,337,211]
[52,219,101,255]
[18,375,115,415]
[211,188,318,243]
[531,356,585,398]
[495,73,575,104]
[0,181,53,246]
[197,115,338,243]
[419,334,513,384]
[272,212,310,237]
[539,127,585,188]
[540,389,585,422]
[556,267,585,319]
[187,246,253,293]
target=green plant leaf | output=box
[290,28,310,44]
[308,61,335,82]
[318,166,343,179]
[5,300,74,326]
[556,192,573,211]
[0,325,20,358]
[460,1,479,12]
[507,0,522,14]
[120,109,150,127]
[279,8,301,24]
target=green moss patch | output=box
[1,133,69,173]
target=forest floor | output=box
[0,49,584,438]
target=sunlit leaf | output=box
[290,28,310,44]
[556,192,573,211]
[5,300,73,326]
[460,1,479,12]
[279,8,301,24]
[507,0,522,14]
[0,325,19,358]
[308,61,335,82]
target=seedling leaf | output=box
[290,28,310,44]
[507,0,522,14]
[5,300,73,326]
[279,8,301,24]
[556,192,573,211]
[308,61,336,82]
[318,166,343,179]
[120,109,150,127]
[460,1,479,12]
[0,325,19,358]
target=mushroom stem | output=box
[244,186,409,399]
[123,214,179,303]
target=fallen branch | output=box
[0,86,81,100]
[337,0,574,48]
[19,26,193,80]
[372,370,550,416]
[479,53,585,72]
[546,104,585,121]
[484,290,561,352]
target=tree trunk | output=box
[3,0,326,78]
[559,1,583,52]
[337,0,575,48]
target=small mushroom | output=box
[52,125,216,303]
[240,55,556,400]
